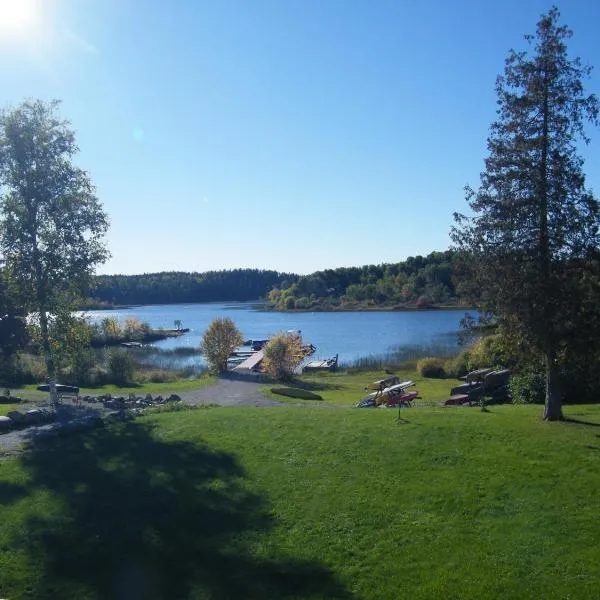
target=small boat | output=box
[356,381,417,408]
[303,354,337,373]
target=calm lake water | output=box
[86,303,472,365]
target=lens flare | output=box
[0,0,37,32]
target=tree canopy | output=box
[452,8,599,420]
[0,99,109,379]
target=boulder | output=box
[7,411,25,426]
[166,394,182,402]
[25,409,44,424]
[0,415,13,431]
[0,395,10,404]
[145,393,153,403]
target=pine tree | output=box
[452,8,599,420]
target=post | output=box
[49,380,58,406]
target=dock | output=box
[232,349,265,372]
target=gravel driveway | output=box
[178,374,284,407]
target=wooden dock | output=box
[232,349,264,372]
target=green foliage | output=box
[444,350,471,379]
[269,250,459,309]
[262,332,305,381]
[416,357,447,378]
[452,9,600,420]
[107,349,136,385]
[200,318,244,373]
[92,269,295,306]
[466,335,508,371]
[510,370,546,404]
[0,271,27,362]
[0,99,109,378]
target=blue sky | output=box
[1,0,599,275]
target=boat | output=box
[356,381,417,408]
[303,354,338,373]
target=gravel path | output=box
[0,405,107,456]
[179,374,285,407]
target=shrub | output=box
[69,348,96,386]
[416,357,447,378]
[138,369,177,384]
[510,370,546,404]
[262,332,305,381]
[108,349,136,385]
[444,350,471,378]
[200,318,243,373]
[467,335,508,371]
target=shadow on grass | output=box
[563,417,600,428]
[287,378,346,392]
[6,420,354,599]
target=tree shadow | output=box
[288,379,346,392]
[6,420,355,599]
[562,417,600,428]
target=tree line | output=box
[90,269,297,306]
[266,250,458,310]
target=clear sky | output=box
[1,0,599,275]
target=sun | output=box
[0,0,38,32]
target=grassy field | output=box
[0,403,27,417]
[266,368,462,406]
[1,403,599,599]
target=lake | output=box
[86,303,473,366]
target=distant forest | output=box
[89,251,461,309]
[267,250,458,310]
[90,269,296,306]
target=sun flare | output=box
[0,0,37,32]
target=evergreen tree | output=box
[452,8,599,420]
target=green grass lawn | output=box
[266,368,462,406]
[1,403,599,599]
[0,403,27,416]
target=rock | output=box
[38,408,57,423]
[155,395,164,404]
[0,395,10,404]
[25,409,44,424]
[167,394,181,402]
[0,415,13,431]
[145,393,153,402]
[7,411,25,426]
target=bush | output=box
[510,370,546,404]
[137,369,177,384]
[467,335,508,371]
[200,318,244,373]
[69,348,96,386]
[416,357,446,378]
[108,349,136,385]
[262,332,305,381]
[444,350,471,378]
